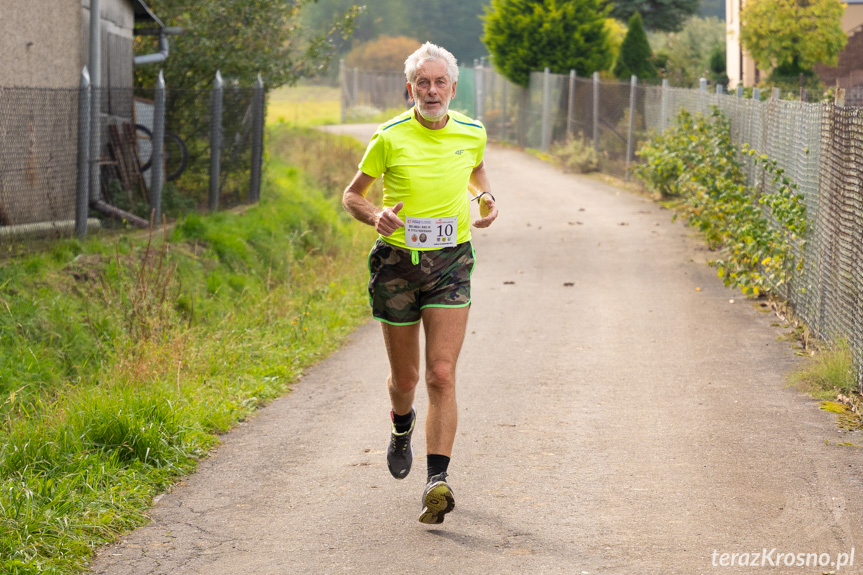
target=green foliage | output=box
[301,0,490,66]
[634,108,808,297]
[0,126,371,573]
[614,12,657,80]
[648,16,726,88]
[761,58,825,96]
[608,0,700,32]
[135,0,360,90]
[709,46,729,87]
[549,133,599,173]
[740,0,846,73]
[345,35,422,72]
[605,18,628,70]
[483,0,613,87]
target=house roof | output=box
[133,0,165,27]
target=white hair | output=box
[404,42,459,86]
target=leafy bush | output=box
[635,107,808,296]
[550,133,599,173]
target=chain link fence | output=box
[0,72,265,254]
[342,64,863,390]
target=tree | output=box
[483,0,613,88]
[739,0,846,77]
[708,46,729,87]
[648,16,726,87]
[302,0,488,66]
[613,12,656,80]
[135,0,359,89]
[608,0,699,32]
[345,36,422,71]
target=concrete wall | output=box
[0,0,82,88]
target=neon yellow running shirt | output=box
[358,108,487,250]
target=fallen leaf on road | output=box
[695,287,702,291]
[563,282,574,287]
[504,281,515,285]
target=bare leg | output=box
[421,306,470,457]
[381,322,421,415]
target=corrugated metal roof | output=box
[133,0,165,27]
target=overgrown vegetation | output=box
[549,134,599,174]
[634,107,808,297]
[790,340,863,430]
[0,125,373,574]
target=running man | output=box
[342,42,498,524]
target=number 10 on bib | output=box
[405,216,458,248]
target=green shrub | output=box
[635,107,808,297]
[549,134,599,173]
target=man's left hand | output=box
[472,196,498,228]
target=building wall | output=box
[0,0,138,227]
[0,0,82,88]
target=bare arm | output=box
[469,161,498,228]
[342,170,405,236]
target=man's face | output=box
[409,59,456,123]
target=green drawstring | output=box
[411,250,419,265]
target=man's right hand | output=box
[375,202,405,236]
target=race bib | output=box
[404,216,458,248]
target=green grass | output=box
[0,124,376,574]
[267,85,341,126]
[789,339,856,401]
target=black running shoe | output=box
[386,408,415,479]
[418,472,455,524]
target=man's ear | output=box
[407,82,415,101]
[450,80,457,101]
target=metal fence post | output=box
[209,70,224,212]
[567,70,576,138]
[541,67,551,152]
[500,78,507,142]
[716,84,725,95]
[661,79,669,133]
[475,62,484,122]
[737,85,744,99]
[151,70,166,225]
[339,59,346,124]
[593,72,599,153]
[772,87,781,100]
[75,67,91,239]
[88,0,101,205]
[352,67,359,107]
[699,77,707,115]
[249,73,265,204]
[752,88,761,101]
[625,74,637,181]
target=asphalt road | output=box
[89,125,863,574]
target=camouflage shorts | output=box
[367,239,476,325]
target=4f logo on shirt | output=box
[454,149,464,155]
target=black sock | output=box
[427,454,450,480]
[391,409,414,434]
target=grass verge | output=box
[789,340,863,430]
[0,124,375,574]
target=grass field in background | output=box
[0,125,375,574]
[267,84,407,127]
[267,85,341,126]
